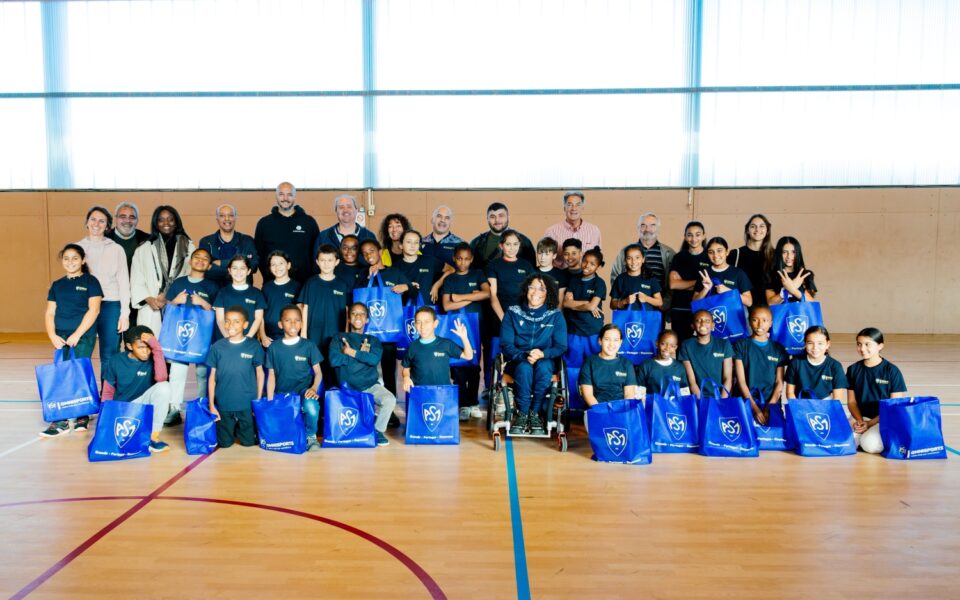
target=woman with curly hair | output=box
[378,213,411,267]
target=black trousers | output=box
[217,409,257,448]
[451,365,481,408]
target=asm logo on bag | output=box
[719,417,742,441]
[666,413,687,440]
[338,408,359,437]
[604,427,628,456]
[114,417,141,448]
[176,320,198,347]
[625,322,644,348]
[422,403,444,432]
[367,301,386,324]
[788,316,808,344]
[405,318,418,341]
[806,413,831,440]
[711,307,728,335]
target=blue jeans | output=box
[302,395,320,438]
[508,357,555,415]
[96,300,122,370]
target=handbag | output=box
[784,391,856,457]
[36,347,101,422]
[611,304,661,365]
[697,378,759,457]
[184,397,218,455]
[770,295,824,355]
[587,399,652,464]
[159,303,215,363]
[88,400,153,462]
[405,385,460,445]
[752,389,792,451]
[879,397,947,460]
[645,379,700,453]
[322,385,377,448]
[691,289,749,342]
[252,394,308,454]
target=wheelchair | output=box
[487,353,569,452]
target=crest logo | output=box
[807,413,831,440]
[603,427,628,456]
[338,408,359,437]
[176,320,198,347]
[665,413,687,440]
[422,403,444,432]
[788,316,808,344]
[367,301,386,326]
[405,318,418,341]
[710,307,728,335]
[625,322,644,348]
[719,417,742,441]
[114,417,141,448]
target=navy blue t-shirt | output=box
[166,276,219,306]
[261,279,302,340]
[734,338,790,403]
[397,255,445,305]
[786,356,848,399]
[579,354,637,404]
[611,273,662,309]
[441,269,488,314]
[845,359,907,419]
[401,337,463,386]
[213,285,267,338]
[694,265,752,294]
[678,336,733,389]
[299,276,350,351]
[485,258,535,311]
[669,250,711,310]
[266,337,323,396]
[564,276,607,336]
[539,267,570,292]
[334,263,363,291]
[635,358,689,396]
[356,266,410,290]
[47,273,104,335]
[206,337,265,412]
[103,352,155,402]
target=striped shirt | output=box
[544,220,602,268]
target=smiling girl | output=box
[785,326,847,400]
[692,237,753,308]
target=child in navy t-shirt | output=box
[207,305,265,448]
[679,309,733,397]
[266,305,323,451]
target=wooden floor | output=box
[1,333,959,599]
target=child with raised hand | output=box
[692,237,753,308]
[260,250,302,347]
[733,305,789,424]
[562,248,607,368]
[101,325,174,453]
[535,237,569,299]
[579,324,638,426]
[845,327,907,454]
[785,326,847,401]
[442,243,490,420]
[635,330,689,399]
[206,305,265,448]
[401,306,474,397]
[610,244,663,311]
[266,305,324,452]
[679,309,733,398]
[39,244,103,437]
[213,255,265,341]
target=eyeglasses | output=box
[529,286,547,293]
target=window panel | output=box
[0,100,47,189]
[0,2,44,93]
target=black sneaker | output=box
[528,412,545,435]
[388,412,401,428]
[164,412,183,427]
[39,421,70,438]
[73,416,90,431]
[375,431,390,447]
[509,411,528,435]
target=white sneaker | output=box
[459,407,471,421]
[470,405,483,419]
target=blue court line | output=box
[0,400,39,404]
[941,403,960,407]
[505,438,531,600]
[946,446,960,457]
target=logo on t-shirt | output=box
[284,293,295,299]
[615,371,628,377]
[876,378,890,385]
[76,286,88,292]
[433,351,446,358]
[603,427,628,456]
[712,352,725,358]
[244,298,255,304]
[294,355,307,362]
[136,370,149,377]
[240,353,254,359]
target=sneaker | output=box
[149,440,170,453]
[470,405,483,419]
[388,412,401,428]
[73,416,89,431]
[306,437,321,452]
[39,421,70,438]
[509,411,528,435]
[528,412,545,435]
[459,407,471,421]
[375,431,390,447]
[164,412,183,427]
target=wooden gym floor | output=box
[0,333,958,599]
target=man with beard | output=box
[610,211,676,323]
[254,182,320,284]
[468,202,536,271]
[199,204,258,287]
[109,202,150,324]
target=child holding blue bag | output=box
[610,244,663,311]
[785,326,847,400]
[845,328,907,454]
[40,244,103,437]
[734,305,789,424]
[562,248,607,368]
[679,310,733,398]
[207,305,265,448]
[635,330,689,398]
[266,305,323,452]
[401,306,474,391]
[692,237,753,308]
[579,324,638,431]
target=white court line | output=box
[0,437,40,458]
[0,408,40,412]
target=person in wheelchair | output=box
[500,274,568,435]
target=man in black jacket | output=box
[254,182,320,284]
[468,201,536,270]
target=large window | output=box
[0,0,957,190]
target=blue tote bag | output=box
[36,347,101,422]
[439,311,481,367]
[587,399,652,465]
[398,297,430,353]
[752,389,792,451]
[353,273,405,345]
[770,296,824,355]
[784,394,856,457]
[253,394,307,454]
[698,379,759,457]
[645,380,700,453]
[184,397,218,455]
[568,366,584,411]
[322,386,377,448]
[691,289,749,342]
[612,304,661,365]
[879,397,947,460]
[159,303,215,364]
[405,385,460,445]
[88,400,153,462]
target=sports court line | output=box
[504,438,532,600]
[0,437,40,458]
[0,399,40,403]
[9,451,215,599]
[946,446,960,456]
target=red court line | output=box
[9,451,215,599]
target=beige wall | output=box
[3,187,957,333]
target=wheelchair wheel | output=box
[493,431,502,452]
[558,432,568,452]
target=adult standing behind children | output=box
[199,204,258,287]
[543,191,602,269]
[130,206,194,334]
[420,205,465,267]
[610,212,676,324]
[469,202,536,270]
[78,206,130,371]
[255,182,320,284]
[108,202,149,327]
[312,193,376,264]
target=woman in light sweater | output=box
[77,206,131,370]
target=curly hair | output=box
[519,273,559,310]
[378,213,412,248]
